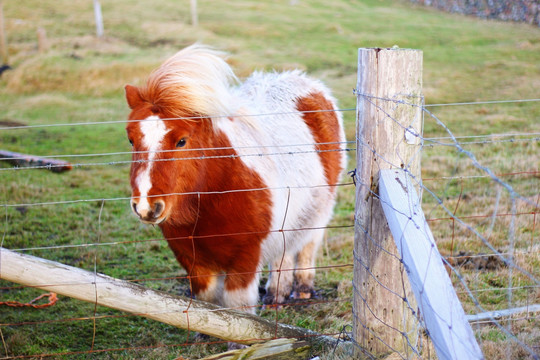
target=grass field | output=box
[1,0,539,358]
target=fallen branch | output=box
[0,149,72,172]
[0,247,340,348]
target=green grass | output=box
[1,0,539,358]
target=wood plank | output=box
[0,247,337,347]
[0,149,72,172]
[0,0,7,64]
[378,169,483,360]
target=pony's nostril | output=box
[131,201,139,216]
[153,201,165,219]
[131,198,165,223]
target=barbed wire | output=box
[423,170,540,182]
[424,98,540,107]
[424,135,540,147]
[2,97,539,359]
[456,285,539,295]
[356,91,539,209]
[1,181,354,208]
[1,107,358,359]
[0,108,357,132]
[2,97,537,133]
[424,131,540,142]
[0,140,355,162]
[351,89,539,358]
[0,146,354,172]
[8,223,355,253]
[351,165,539,359]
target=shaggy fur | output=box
[125,44,346,313]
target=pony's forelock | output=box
[140,44,239,119]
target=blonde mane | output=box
[140,44,239,119]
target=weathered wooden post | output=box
[37,27,48,53]
[353,48,423,357]
[0,0,8,65]
[190,0,198,27]
[93,0,104,37]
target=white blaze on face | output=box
[135,116,170,214]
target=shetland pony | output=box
[125,44,346,314]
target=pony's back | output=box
[218,69,347,297]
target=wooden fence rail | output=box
[379,169,483,359]
[0,247,339,351]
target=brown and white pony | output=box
[125,44,346,314]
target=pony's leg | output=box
[222,271,261,350]
[193,273,223,304]
[222,271,260,314]
[292,232,323,299]
[186,263,223,303]
[188,268,222,342]
[263,253,295,305]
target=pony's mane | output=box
[140,44,239,119]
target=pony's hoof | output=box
[261,292,287,308]
[292,291,312,299]
[261,302,283,311]
[291,285,318,300]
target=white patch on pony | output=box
[216,71,347,303]
[136,115,170,214]
[221,275,260,314]
[195,275,224,304]
[217,71,337,260]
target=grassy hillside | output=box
[0,0,539,358]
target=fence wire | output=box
[1,97,539,359]
[0,107,357,359]
[352,91,539,360]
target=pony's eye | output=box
[176,138,187,148]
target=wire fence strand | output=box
[2,97,539,359]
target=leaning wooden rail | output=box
[378,169,483,360]
[0,150,72,172]
[0,247,339,348]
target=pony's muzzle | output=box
[131,198,166,224]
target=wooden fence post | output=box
[93,0,104,37]
[190,0,198,27]
[353,48,423,356]
[37,27,48,53]
[0,0,8,65]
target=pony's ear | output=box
[125,84,143,109]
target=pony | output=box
[125,44,346,314]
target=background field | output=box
[0,0,539,359]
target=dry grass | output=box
[0,0,539,358]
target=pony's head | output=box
[125,44,238,225]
